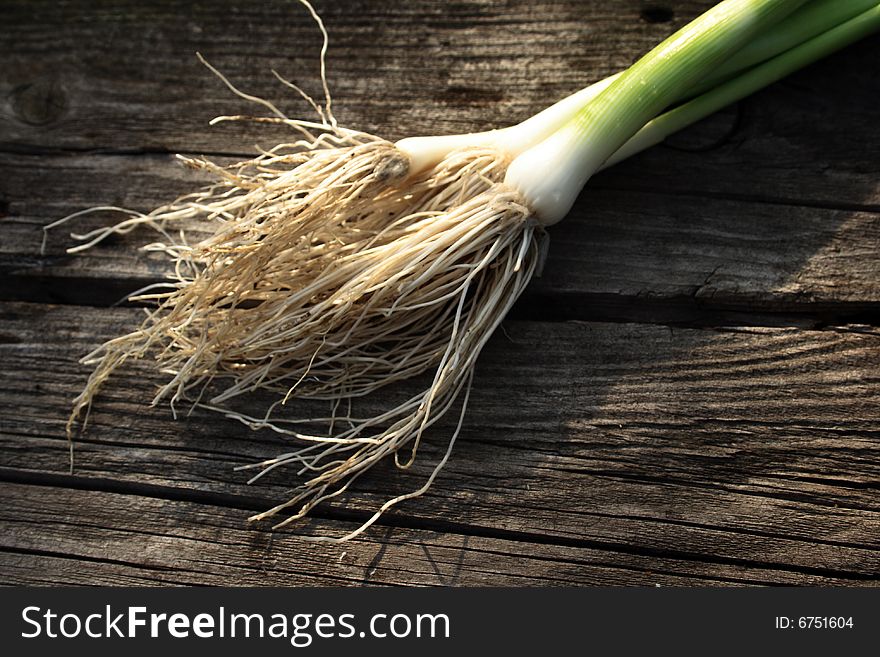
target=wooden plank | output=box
[1,301,878,582]
[1,0,877,207]
[2,0,879,588]
[4,481,856,586]
[0,0,880,212]
[0,1,738,151]
[2,1,878,322]
[3,151,878,323]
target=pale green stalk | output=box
[400,0,869,175]
[703,0,879,87]
[604,4,880,169]
[505,0,808,223]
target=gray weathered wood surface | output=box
[1,0,878,585]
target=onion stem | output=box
[58,0,879,539]
[697,0,879,93]
[504,0,810,223]
[399,0,876,179]
[604,3,880,169]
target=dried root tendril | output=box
[52,4,542,540]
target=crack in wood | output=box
[1,467,876,582]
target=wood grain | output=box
[1,0,877,207]
[1,0,878,586]
[1,302,877,583]
[7,481,864,587]
[2,1,878,324]
[0,1,731,150]
[2,151,878,325]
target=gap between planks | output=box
[0,470,875,584]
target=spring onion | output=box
[54,0,880,540]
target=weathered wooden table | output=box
[2,1,878,586]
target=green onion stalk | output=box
[58,0,880,540]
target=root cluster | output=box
[65,120,541,539]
